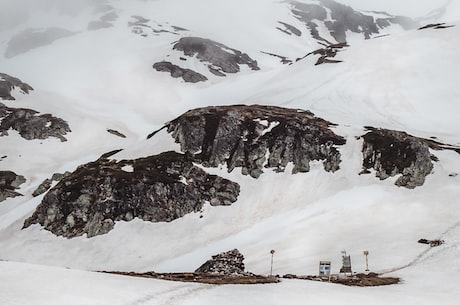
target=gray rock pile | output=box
[195,249,247,276]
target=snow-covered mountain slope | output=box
[1,0,460,304]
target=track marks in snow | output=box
[380,220,460,274]
[125,283,215,305]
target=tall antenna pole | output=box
[270,249,275,277]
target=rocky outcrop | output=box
[195,249,247,276]
[153,61,208,83]
[173,37,260,75]
[0,171,26,202]
[360,128,436,188]
[0,73,33,100]
[23,151,240,238]
[32,172,71,197]
[290,0,418,43]
[0,103,71,142]
[163,105,346,178]
[296,42,348,65]
[5,27,75,58]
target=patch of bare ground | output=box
[283,273,400,287]
[101,271,280,285]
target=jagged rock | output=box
[107,129,126,138]
[195,249,247,276]
[32,171,71,197]
[361,128,435,188]
[290,0,418,43]
[5,27,75,58]
[173,37,260,75]
[296,42,348,65]
[0,171,26,202]
[0,73,33,100]
[164,105,346,178]
[153,61,208,83]
[0,102,71,141]
[23,151,240,238]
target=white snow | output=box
[0,0,460,304]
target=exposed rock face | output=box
[0,102,71,142]
[23,151,240,238]
[32,172,71,197]
[361,128,435,188]
[0,171,26,202]
[165,105,346,178]
[195,249,247,276]
[153,61,208,83]
[290,0,418,43]
[296,42,348,65]
[5,27,75,58]
[0,73,33,100]
[173,37,260,75]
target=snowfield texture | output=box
[1,0,460,304]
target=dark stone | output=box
[0,73,33,100]
[195,249,247,276]
[153,61,208,83]
[0,102,71,142]
[361,128,435,188]
[23,151,240,238]
[164,105,346,178]
[0,171,26,202]
[173,37,260,75]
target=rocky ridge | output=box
[153,37,259,82]
[0,102,71,142]
[289,0,417,43]
[23,151,240,238]
[163,105,346,178]
[0,73,33,100]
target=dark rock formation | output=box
[277,21,302,36]
[5,27,75,58]
[32,172,71,197]
[290,0,418,43]
[296,42,348,65]
[195,249,247,276]
[360,128,436,188]
[23,151,240,238]
[0,171,26,202]
[153,61,208,83]
[164,105,346,178]
[0,103,71,142]
[0,73,33,100]
[107,129,126,138]
[418,23,455,30]
[173,37,260,75]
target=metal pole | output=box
[364,251,369,272]
[270,249,275,277]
